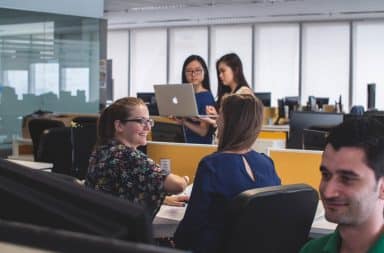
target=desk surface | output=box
[6,159,53,171]
[153,201,337,239]
[261,124,289,132]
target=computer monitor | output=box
[315,97,329,109]
[367,83,376,110]
[254,92,271,107]
[302,129,328,151]
[287,111,344,149]
[137,92,159,116]
[345,112,384,129]
[0,159,153,244]
[283,96,299,118]
[151,122,185,143]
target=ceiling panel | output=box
[104,0,384,29]
[104,0,296,13]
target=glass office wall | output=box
[0,8,103,145]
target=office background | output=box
[106,0,384,110]
[1,0,384,148]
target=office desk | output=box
[153,202,337,239]
[6,159,53,171]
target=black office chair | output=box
[37,127,72,175]
[0,219,187,253]
[223,184,318,253]
[71,121,98,179]
[28,118,65,160]
[72,116,99,126]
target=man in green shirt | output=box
[300,117,384,253]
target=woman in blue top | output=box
[174,94,281,253]
[175,55,215,144]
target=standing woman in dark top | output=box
[174,94,281,253]
[204,53,254,128]
[85,97,189,217]
[174,55,215,144]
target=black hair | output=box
[326,117,384,180]
[181,55,211,91]
[216,53,250,107]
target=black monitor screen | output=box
[315,97,329,109]
[0,159,153,244]
[284,96,299,118]
[137,92,159,116]
[254,92,271,107]
[287,111,343,149]
[151,122,185,143]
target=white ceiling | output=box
[104,0,296,13]
[103,0,384,29]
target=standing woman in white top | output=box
[205,53,254,122]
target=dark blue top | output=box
[184,91,215,144]
[174,150,281,253]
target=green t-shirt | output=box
[300,230,384,253]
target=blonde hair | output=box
[217,94,264,152]
[97,97,145,146]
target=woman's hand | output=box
[206,105,217,115]
[169,116,185,125]
[163,195,190,207]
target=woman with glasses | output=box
[174,94,281,253]
[85,97,189,218]
[174,55,215,144]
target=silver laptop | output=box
[154,84,208,117]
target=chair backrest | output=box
[71,116,99,126]
[71,122,98,179]
[0,219,187,253]
[28,118,65,160]
[224,184,318,253]
[37,127,72,175]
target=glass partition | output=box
[0,8,104,147]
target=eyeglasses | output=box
[121,118,155,127]
[185,68,203,76]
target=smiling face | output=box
[185,60,204,87]
[319,144,384,226]
[114,105,150,149]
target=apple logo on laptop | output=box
[172,96,179,104]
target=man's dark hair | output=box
[326,117,384,180]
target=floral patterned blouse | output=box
[85,140,169,217]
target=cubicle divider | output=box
[146,141,216,182]
[258,131,287,140]
[146,138,286,183]
[268,148,323,190]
